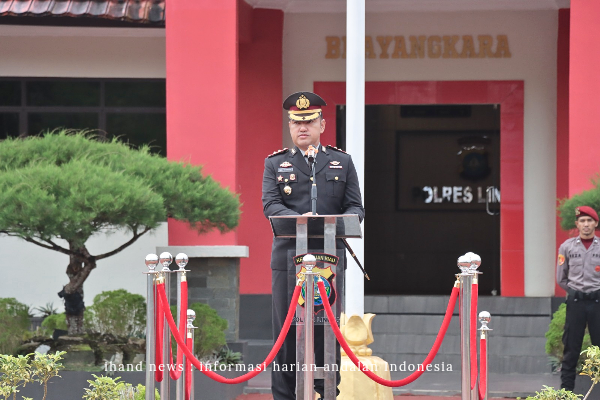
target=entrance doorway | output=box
[338,104,501,295]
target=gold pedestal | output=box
[337,313,394,400]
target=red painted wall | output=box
[569,0,600,196]
[237,8,284,294]
[315,81,525,296]
[166,0,239,246]
[555,9,570,296]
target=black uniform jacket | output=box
[262,145,365,270]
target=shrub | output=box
[84,290,146,338]
[41,313,68,337]
[187,302,228,360]
[82,376,158,400]
[545,303,591,371]
[0,298,31,355]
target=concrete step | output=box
[370,314,549,337]
[365,295,552,316]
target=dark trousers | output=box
[271,269,341,400]
[561,297,600,391]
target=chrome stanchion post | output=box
[175,253,188,400]
[467,252,481,400]
[302,254,317,400]
[457,253,473,400]
[144,254,159,400]
[479,311,492,400]
[159,252,173,400]
[187,309,197,400]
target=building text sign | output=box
[326,35,511,59]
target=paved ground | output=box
[234,369,572,399]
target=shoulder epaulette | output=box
[326,145,347,154]
[267,148,289,158]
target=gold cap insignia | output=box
[296,95,310,110]
[576,208,580,216]
[280,161,292,168]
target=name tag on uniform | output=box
[278,167,294,172]
[329,166,343,169]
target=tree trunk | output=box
[62,245,96,336]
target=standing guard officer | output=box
[262,91,364,399]
[556,205,600,391]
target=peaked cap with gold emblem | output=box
[283,91,327,121]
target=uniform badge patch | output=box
[289,174,296,181]
[558,254,565,265]
[277,175,283,182]
[330,161,341,166]
[280,161,292,168]
[284,185,292,195]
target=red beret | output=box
[576,206,599,222]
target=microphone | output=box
[305,145,318,164]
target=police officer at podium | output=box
[556,205,600,391]
[262,91,364,399]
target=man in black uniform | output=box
[556,205,600,391]
[262,91,364,399]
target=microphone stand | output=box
[310,158,317,215]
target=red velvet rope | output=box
[154,279,188,381]
[157,282,302,384]
[471,282,478,390]
[478,337,487,400]
[155,284,164,382]
[317,280,459,387]
[168,281,188,380]
[185,335,192,400]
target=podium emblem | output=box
[294,253,339,313]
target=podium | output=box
[269,214,362,400]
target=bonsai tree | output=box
[0,131,240,334]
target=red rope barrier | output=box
[478,337,487,400]
[155,284,164,382]
[157,282,302,384]
[471,282,478,390]
[185,335,192,400]
[317,280,459,387]
[168,281,188,380]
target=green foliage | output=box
[0,298,31,355]
[525,385,582,400]
[187,302,228,359]
[0,351,65,400]
[0,354,32,400]
[131,384,159,400]
[84,290,145,338]
[558,181,600,230]
[30,351,65,400]
[545,303,591,370]
[216,346,243,366]
[579,346,600,399]
[82,375,128,400]
[0,131,240,249]
[82,376,159,400]
[41,313,68,336]
[34,303,58,318]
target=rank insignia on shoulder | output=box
[268,148,289,158]
[326,145,347,154]
[558,254,565,265]
[280,161,293,168]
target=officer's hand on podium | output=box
[303,212,319,216]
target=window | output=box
[0,78,166,156]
